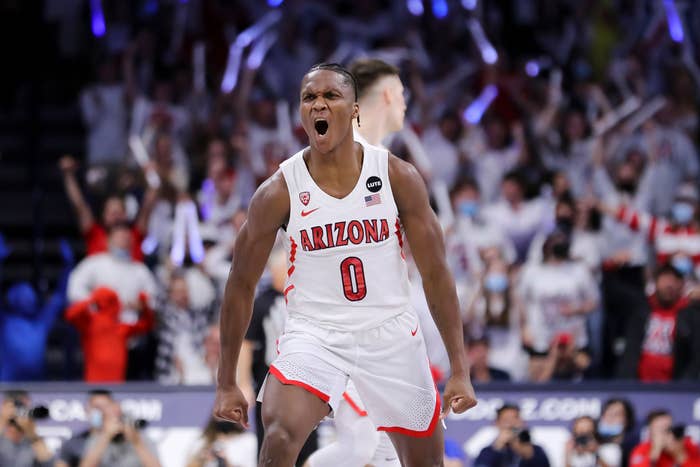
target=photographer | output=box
[630,410,700,467]
[56,389,115,467]
[0,390,53,467]
[186,416,256,467]
[79,399,160,467]
[565,416,608,467]
[474,403,550,467]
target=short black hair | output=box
[496,403,520,419]
[88,389,113,399]
[645,409,671,426]
[306,63,358,101]
[348,58,400,100]
[656,263,684,280]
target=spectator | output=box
[79,57,131,167]
[79,398,160,467]
[186,417,257,467]
[597,398,639,467]
[482,171,551,262]
[155,272,216,385]
[0,390,53,467]
[673,294,700,379]
[564,416,605,467]
[65,286,154,382]
[56,389,115,467]
[591,145,652,378]
[600,183,700,278]
[518,230,599,381]
[447,177,516,282]
[465,332,511,383]
[463,249,526,380]
[67,223,157,308]
[474,403,550,467]
[629,410,700,467]
[636,265,689,382]
[420,109,466,190]
[59,155,154,261]
[0,239,73,381]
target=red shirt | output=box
[630,438,700,467]
[84,222,145,261]
[638,295,689,382]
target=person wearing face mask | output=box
[597,398,639,467]
[68,223,157,319]
[56,389,115,467]
[518,230,599,382]
[447,177,517,284]
[464,251,527,380]
[599,183,700,281]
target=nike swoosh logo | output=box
[301,207,320,217]
[411,325,418,336]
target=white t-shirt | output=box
[518,261,599,352]
[80,84,128,165]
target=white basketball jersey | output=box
[279,141,411,331]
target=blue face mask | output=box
[598,422,623,438]
[484,274,508,293]
[89,409,103,429]
[458,201,479,218]
[671,256,694,276]
[672,202,694,225]
[110,247,131,261]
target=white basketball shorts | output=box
[258,310,441,437]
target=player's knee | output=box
[261,421,297,453]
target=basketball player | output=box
[214,63,476,467]
[305,58,408,467]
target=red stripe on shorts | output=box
[268,364,330,403]
[342,392,368,417]
[377,387,441,438]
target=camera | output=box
[12,400,49,420]
[511,428,531,444]
[575,435,593,447]
[671,425,685,440]
[122,415,148,429]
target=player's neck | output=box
[354,103,388,145]
[307,132,361,171]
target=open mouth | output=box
[314,119,329,136]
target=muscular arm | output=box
[217,172,289,390]
[389,155,468,378]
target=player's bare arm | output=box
[388,154,477,416]
[214,170,290,428]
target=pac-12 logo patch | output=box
[366,176,382,193]
[299,191,310,206]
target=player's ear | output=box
[351,102,359,121]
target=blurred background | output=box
[0,0,699,466]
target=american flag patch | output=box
[364,193,381,206]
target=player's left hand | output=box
[441,375,477,419]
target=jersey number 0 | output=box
[340,257,367,301]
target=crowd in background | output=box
[1,0,700,464]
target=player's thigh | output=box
[387,423,444,467]
[261,375,331,444]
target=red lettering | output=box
[379,219,390,240]
[334,222,348,246]
[348,220,363,244]
[300,230,314,251]
[311,226,327,250]
[363,219,378,243]
[325,223,335,248]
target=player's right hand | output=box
[213,385,249,429]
